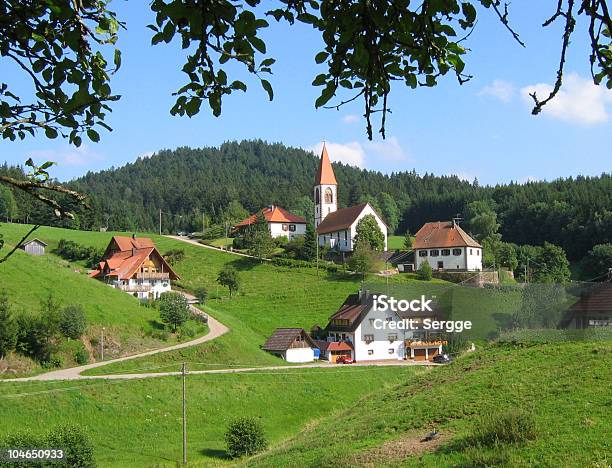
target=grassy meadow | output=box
[0,366,418,467]
[251,340,612,467]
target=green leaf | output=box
[315,51,328,64]
[87,129,100,142]
[250,36,266,54]
[260,79,273,101]
[113,49,122,71]
[44,127,58,139]
[312,74,327,86]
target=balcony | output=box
[405,339,448,347]
[135,272,170,280]
[116,284,151,293]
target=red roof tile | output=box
[316,203,374,235]
[234,205,307,228]
[326,341,353,351]
[413,221,481,249]
[315,144,337,185]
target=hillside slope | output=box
[250,340,612,467]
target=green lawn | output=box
[251,340,612,467]
[388,235,408,250]
[0,223,209,376]
[0,366,418,467]
[203,237,234,248]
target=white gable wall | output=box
[317,204,388,252]
[348,204,388,251]
[269,222,306,240]
[416,246,482,271]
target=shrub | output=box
[15,313,56,363]
[194,286,208,305]
[46,425,95,467]
[75,347,89,365]
[158,292,190,332]
[59,305,87,339]
[417,261,433,281]
[0,290,17,359]
[274,235,289,248]
[163,248,185,265]
[224,417,268,459]
[469,409,537,447]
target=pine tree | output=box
[301,224,317,261]
[0,290,17,359]
[403,230,413,250]
[247,212,275,260]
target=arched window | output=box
[324,187,333,204]
[315,188,320,205]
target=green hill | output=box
[250,340,612,467]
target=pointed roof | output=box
[315,144,337,185]
[233,205,307,229]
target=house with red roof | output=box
[413,220,482,271]
[233,205,307,240]
[90,235,180,300]
[314,145,388,252]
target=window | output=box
[363,334,374,343]
[282,224,288,231]
[477,249,480,256]
[437,261,444,269]
[419,250,428,257]
[368,350,374,355]
[388,334,397,343]
[453,248,462,256]
[315,188,320,205]
[289,224,296,232]
[441,249,450,256]
[388,348,395,354]
[430,249,439,257]
[344,230,347,240]
[470,248,473,255]
[324,187,333,203]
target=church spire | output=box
[315,143,337,185]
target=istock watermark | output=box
[371,294,473,333]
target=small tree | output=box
[246,212,275,260]
[194,286,208,305]
[300,223,317,261]
[217,265,240,297]
[46,425,95,468]
[224,417,268,459]
[348,240,378,277]
[584,243,612,280]
[354,214,385,251]
[403,230,413,250]
[0,290,17,359]
[158,292,190,332]
[59,304,87,340]
[417,261,433,281]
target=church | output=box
[314,145,388,252]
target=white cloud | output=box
[342,114,360,124]
[312,136,409,169]
[363,136,409,163]
[312,141,365,168]
[29,145,103,167]
[520,73,612,125]
[478,80,515,102]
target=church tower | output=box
[314,144,338,228]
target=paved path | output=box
[3,304,229,382]
[165,235,268,260]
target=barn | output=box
[262,328,317,363]
[20,238,47,256]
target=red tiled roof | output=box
[234,205,307,228]
[413,221,481,249]
[315,144,337,185]
[92,237,180,281]
[568,284,612,313]
[327,341,353,351]
[262,328,316,351]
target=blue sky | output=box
[1,2,611,184]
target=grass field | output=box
[387,235,407,250]
[251,340,612,467]
[0,223,210,376]
[0,366,418,467]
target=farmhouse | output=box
[314,145,388,251]
[20,238,47,256]
[560,283,612,328]
[414,220,482,271]
[233,205,307,240]
[322,290,445,362]
[262,328,317,363]
[90,235,180,300]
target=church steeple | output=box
[315,143,338,185]
[314,143,338,228]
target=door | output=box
[413,349,427,361]
[437,261,444,270]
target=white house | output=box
[314,145,388,251]
[322,290,445,362]
[90,235,180,300]
[234,205,307,240]
[262,328,317,363]
[413,220,483,271]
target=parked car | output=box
[433,354,452,364]
[336,356,354,364]
[177,231,187,237]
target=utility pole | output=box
[159,209,162,236]
[182,362,187,464]
[202,211,205,235]
[101,327,105,361]
[316,237,319,278]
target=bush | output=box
[194,286,208,305]
[274,235,289,248]
[469,409,537,447]
[75,347,89,365]
[225,417,268,459]
[163,248,185,265]
[55,239,103,269]
[46,425,95,467]
[158,292,190,332]
[417,261,433,281]
[59,305,87,339]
